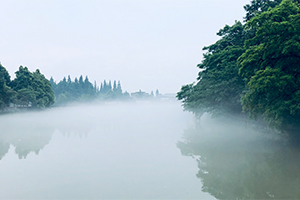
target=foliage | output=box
[10,66,55,108]
[0,63,14,108]
[177,21,247,116]
[177,0,300,139]
[238,0,300,133]
[0,65,54,110]
[51,76,127,104]
[243,0,282,22]
[51,75,97,105]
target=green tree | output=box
[243,0,282,21]
[0,63,14,109]
[11,66,54,108]
[238,0,300,135]
[108,80,112,92]
[113,80,117,92]
[49,77,56,91]
[10,66,36,107]
[31,69,55,108]
[83,76,94,95]
[116,81,122,96]
[177,21,247,116]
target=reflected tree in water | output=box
[177,116,300,199]
[0,122,54,160]
[0,111,93,160]
[11,128,54,159]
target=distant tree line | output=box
[177,0,300,140]
[50,75,96,105]
[0,64,55,111]
[1,63,164,112]
[50,76,162,105]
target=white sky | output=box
[0,0,249,94]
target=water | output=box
[1,102,300,199]
[177,114,300,199]
[0,101,215,199]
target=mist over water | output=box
[177,114,300,199]
[0,101,214,199]
[1,101,300,199]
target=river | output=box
[0,101,214,199]
[1,101,300,199]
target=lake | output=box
[1,101,300,199]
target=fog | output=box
[0,101,214,199]
[1,102,300,199]
[177,113,300,199]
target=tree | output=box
[51,75,98,104]
[116,81,122,95]
[49,77,56,90]
[108,80,112,92]
[113,80,117,92]
[83,76,94,95]
[31,69,55,108]
[10,66,36,107]
[100,83,103,94]
[238,0,300,135]
[243,0,282,22]
[155,89,160,97]
[103,80,108,93]
[0,63,14,109]
[67,75,72,84]
[177,21,247,116]
[10,66,54,108]
[94,81,98,94]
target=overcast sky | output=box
[0,0,250,94]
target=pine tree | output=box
[103,80,107,93]
[155,89,160,97]
[113,80,117,92]
[100,83,103,94]
[117,81,122,93]
[108,80,112,92]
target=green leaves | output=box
[177,21,246,116]
[243,0,282,22]
[0,64,14,109]
[238,0,300,131]
[177,0,300,138]
[6,66,55,109]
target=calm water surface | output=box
[1,101,300,199]
[0,102,215,199]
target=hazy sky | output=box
[0,0,249,93]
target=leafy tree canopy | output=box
[0,63,14,108]
[243,0,283,22]
[177,21,247,116]
[238,0,300,133]
[10,66,55,108]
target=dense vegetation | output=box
[1,63,164,112]
[0,64,55,110]
[50,76,162,105]
[177,0,300,138]
[50,75,100,105]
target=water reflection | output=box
[0,107,95,160]
[177,115,300,199]
[0,116,54,160]
[0,102,173,161]
[1,102,215,200]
